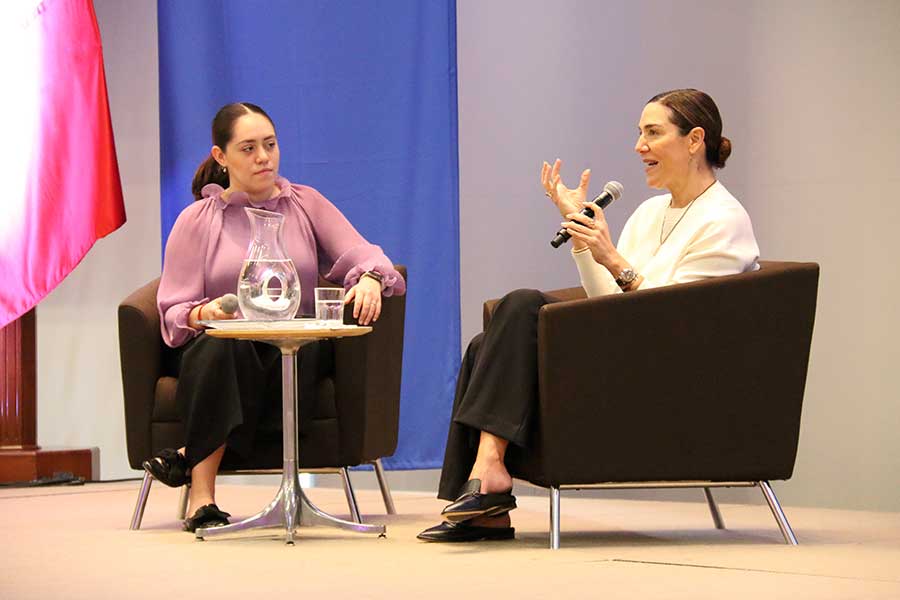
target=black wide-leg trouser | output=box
[172,334,331,469]
[437,288,553,501]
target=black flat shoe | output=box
[142,448,189,488]
[441,479,516,523]
[183,504,231,533]
[417,520,515,542]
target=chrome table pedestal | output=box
[196,326,384,544]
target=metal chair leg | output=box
[703,487,726,529]
[371,459,397,515]
[177,483,190,520]
[130,471,153,530]
[759,480,798,545]
[550,486,561,549]
[339,467,362,523]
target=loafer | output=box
[417,520,515,542]
[440,478,516,523]
[142,448,190,488]
[183,504,231,533]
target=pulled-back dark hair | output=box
[648,89,731,169]
[191,102,276,200]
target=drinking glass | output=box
[315,287,345,325]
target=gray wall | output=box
[34,0,899,512]
[458,0,900,511]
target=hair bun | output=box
[716,136,732,168]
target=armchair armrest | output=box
[483,286,586,331]
[332,265,407,464]
[118,277,163,468]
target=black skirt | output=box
[171,334,333,468]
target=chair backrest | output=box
[118,277,165,468]
[507,260,820,486]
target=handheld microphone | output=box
[550,181,623,248]
[220,293,239,314]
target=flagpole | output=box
[0,310,98,483]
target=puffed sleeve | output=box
[293,185,406,296]
[157,204,212,347]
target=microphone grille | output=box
[604,181,624,200]
[220,293,239,314]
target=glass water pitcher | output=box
[237,207,301,320]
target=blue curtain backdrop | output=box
[157,1,459,470]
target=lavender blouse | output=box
[157,177,405,348]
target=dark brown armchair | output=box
[119,266,406,529]
[484,261,819,548]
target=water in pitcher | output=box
[237,258,301,320]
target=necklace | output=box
[657,180,716,250]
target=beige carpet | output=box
[1,480,898,599]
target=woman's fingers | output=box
[356,291,381,325]
[345,278,383,325]
[358,293,368,321]
[206,304,235,321]
[567,228,590,242]
[567,210,592,224]
[368,294,382,323]
[564,210,610,240]
[346,281,383,325]
[578,168,592,192]
[541,162,554,196]
[563,220,594,236]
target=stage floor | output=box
[1,480,898,599]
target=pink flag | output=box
[0,0,125,327]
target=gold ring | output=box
[544,191,553,198]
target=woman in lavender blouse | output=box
[146,102,405,532]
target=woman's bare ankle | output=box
[187,496,216,516]
[469,462,513,494]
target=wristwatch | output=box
[615,268,638,289]
[361,270,384,287]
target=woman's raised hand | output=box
[541,159,591,218]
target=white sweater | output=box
[573,181,760,297]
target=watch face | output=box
[617,269,637,286]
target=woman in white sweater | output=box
[419,89,759,543]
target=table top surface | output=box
[201,320,372,341]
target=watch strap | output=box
[361,270,384,285]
